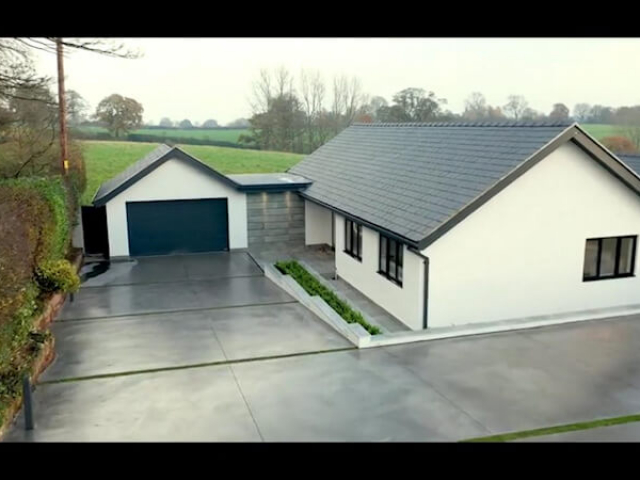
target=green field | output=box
[81,141,303,205]
[581,124,624,139]
[74,126,249,143]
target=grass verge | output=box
[275,260,382,335]
[462,413,640,442]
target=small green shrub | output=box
[35,259,80,294]
[275,260,382,335]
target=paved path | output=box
[5,253,640,441]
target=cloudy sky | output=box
[31,38,640,125]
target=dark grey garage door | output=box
[126,199,229,256]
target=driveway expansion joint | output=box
[39,346,357,385]
[56,300,299,323]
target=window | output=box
[379,234,403,286]
[344,218,362,261]
[583,236,637,281]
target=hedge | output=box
[70,129,259,150]
[0,175,74,425]
[275,260,382,335]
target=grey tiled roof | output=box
[289,121,573,244]
[93,144,173,203]
[618,154,640,177]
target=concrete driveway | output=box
[5,253,640,441]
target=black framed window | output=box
[583,235,637,281]
[344,218,362,261]
[379,234,403,286]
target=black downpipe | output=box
[409,247,429,330]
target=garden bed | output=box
[0,250,83,440]
[275,260,381,335]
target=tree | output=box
[590,105,614,124]
[0,39,51,104]
[573,103,592,123]
[0,85,58,178]
[367,96,388,121]
[463,92,488,120]
[486,106,506,120]
[615,106,640,149]
[549,103,570,120]
[600,136,638,154]
[202,119,219,128]
[179,119,193,129]
[226,118,250,128]
[300,69,328,150]
[376,104,411,122]
[521,107,544,121]
[243,67,306,152]
[159,117,173,127]
[375,88,447,122]
[392,87,446,121]
[503,95,529,120]
[66,90,89,125]
[331,74,366,133]
[94,94,143,138]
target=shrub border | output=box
[275,260,381,335]
[0,251,83,440]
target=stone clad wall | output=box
[247,192,305,248]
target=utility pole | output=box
[56,37,69,178]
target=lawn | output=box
[581,124,623,139]
[74,126,248,144]
[80,141,303,205]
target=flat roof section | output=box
[228,173,312,192]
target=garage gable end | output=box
[92,145,239,206]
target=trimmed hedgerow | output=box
[0,175,75,428]
[275,260,382,335]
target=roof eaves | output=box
[299,191,420,247]
[92,146,241,206]
[572,124,640,184]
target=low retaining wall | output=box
[264,264,371,348]
[264,257,640,350]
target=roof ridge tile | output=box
[351,120,574,128]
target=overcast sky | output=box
[31,38,640,125]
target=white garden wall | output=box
[334,213,425,330]
[105,157,247,257]
[424,141,640,327]
[304,200,333,246]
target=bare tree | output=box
[0,86,58,178]
[463,92,488,120]
[300,69,326,151]
[573,103,592,123]
[14,37,139,59]
[331,74,365,133]
[503,95,529,120]
[0,39,50,103]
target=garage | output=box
[126,199,229,256]
[88,144,311,259]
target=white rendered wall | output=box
[334,213,425,330]
[305,200,332,245]
[424,142,640,327]
[105,157,247,257]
